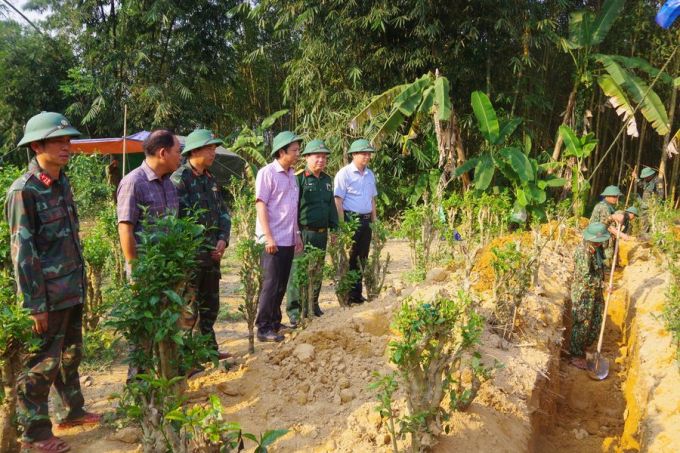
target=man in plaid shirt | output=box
[116,129,181,380]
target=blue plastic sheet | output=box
[656,0,680,29]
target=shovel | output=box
[586,224,622,380]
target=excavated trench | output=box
[532,244,677,453]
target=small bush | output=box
[327,218,360,307]
[236,239,265,353]
[361,220,391,301]
[67,154,112,218]
[490,241,533,339]
[292,244,326,326]
[374,291,491,452]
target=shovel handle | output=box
[595,223,622,355]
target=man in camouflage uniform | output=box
[613,206,638,238]
[5,112,100,452]
[569,222,611,370]
[589,185,622,266]
[633,166,665,233]
[171,129,231,360]
[286,139,339,325]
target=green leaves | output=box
[565,0,624,49]
[595,54,670,136]
[474,153,495,191]
[559,125,598,159]
[350,72,455,147]
[471,91,499,144]
[500,147,533,183]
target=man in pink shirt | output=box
[255,131,303,342]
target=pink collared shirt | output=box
[255,160,299,246]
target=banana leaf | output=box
[500,147,533,182]
[474,153,495,191]
[434,76,453,122]
[471,91,499,144]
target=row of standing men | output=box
[3,112,379,452]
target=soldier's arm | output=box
[329,193,339,230]
[6,189,47,314]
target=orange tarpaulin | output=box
[70,137,143,154]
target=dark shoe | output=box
[257,331,285,342]
[349,296,366,305]
[313,307,324,317]
[217,351,233,360]
[56,412,101,429]
[276,323,296,334]
[288,318,299,329]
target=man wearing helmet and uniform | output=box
[285,139,339,326]
[632,166,665,233]
[171,129,232,360]
[5,112,100,452]
[589,185,623,266]
[569,222,611,370]
[334,139,378,305]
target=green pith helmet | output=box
[640,167,656,178]
[348,138,376,154]
[583,222,611,243]
[182,129,224,155]
[18,112,81,147]
[271,131,303,157]
[302,139,330,156]
[625,206,639,216]
[600,185,623,197]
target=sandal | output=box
[55,411,101,429]
[22,436,71,452]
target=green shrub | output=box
[236,239,265,353]
[361,220,391,301]
[67,154,112,218]
[490,241,533,339]
[374,292,491,452]
[327,218,360,307]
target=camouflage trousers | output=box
[193,264,221,352]
[569,293,604,357]
[17,304,86,442]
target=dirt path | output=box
[52,239,414,452]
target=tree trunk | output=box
[551,83,579,164]
[0,351,22,453]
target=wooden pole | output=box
[122,104,128,177]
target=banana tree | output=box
[559,125,598,217]
[549,0,625,161]
[228,109,289,179]
[455,91,565,221]
[594,54,672,137]
[349,71,469,193]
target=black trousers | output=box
[194,264,221,351]
[346,214,372,299]
[256,246,295,333]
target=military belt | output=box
[301,225,327,233]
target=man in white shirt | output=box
[333,139,378,304]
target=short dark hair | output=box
[273,140,300,160]
[143,129,175,156]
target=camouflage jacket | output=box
[613,210,633,235]
[4,158,85,314]
[589,201,615,225]
[171,162,231,265]
[571,242,604,303]
[638,176,664,200]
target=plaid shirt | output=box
[255,160,299,246]
[116,160,178,237]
